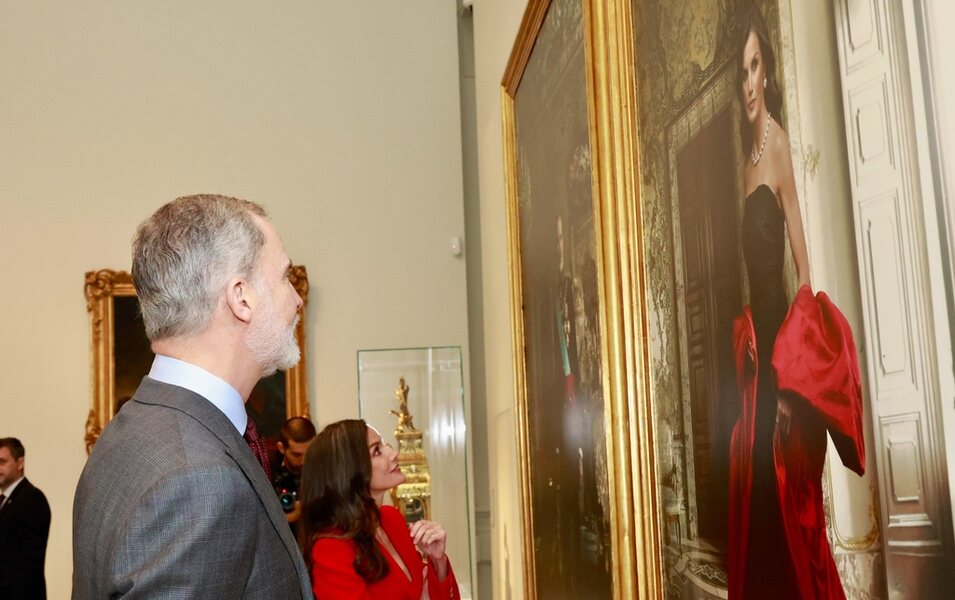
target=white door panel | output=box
[834,0,954,596]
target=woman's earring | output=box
[763,77,767,89]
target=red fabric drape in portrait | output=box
[728,286,865,599]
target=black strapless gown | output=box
[739,184,796,593]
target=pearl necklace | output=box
[751,113,771,166]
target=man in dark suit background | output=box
[0,437,51,600]
[73,195,312,598]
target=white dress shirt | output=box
[147,354,247,434]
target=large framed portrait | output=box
[629,0,886,598]
[505,0,955,595]
[502,0,657,597]
[83,267,310,453]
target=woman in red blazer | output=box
[298,419,459,600]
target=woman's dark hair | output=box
[298,419,390,582]
[738,13,784,153]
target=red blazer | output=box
[729,286,865,599]
[310,505,459,600]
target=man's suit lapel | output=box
[134,378,309,587]
[0,477,30,515]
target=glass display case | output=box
[357,346,473,599]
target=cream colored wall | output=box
[457,6,495,594]
[472,1,529,598]
[0,2,469,598]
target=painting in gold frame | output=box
[83,267,310,454]
[502,0,659,597]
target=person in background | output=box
[272,416,317,528]
[72,195,311,598]
[299,419,460,599]
[0,437,51,600]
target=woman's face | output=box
[740,30,766,125]
[367,426,405,495]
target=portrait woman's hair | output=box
[738,13,784,152]
[298,419,390,582]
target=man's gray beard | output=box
[248,313,301,377]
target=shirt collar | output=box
[148,354,247,434]
[1,475,25,498]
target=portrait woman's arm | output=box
[773,128,811,290]
[771,126,812,437]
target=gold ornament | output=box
[389,377,431,523]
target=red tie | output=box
[244,419,273,481]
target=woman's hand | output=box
[410,519,447,560]
[410,520,449,579]
[775,395,793,438]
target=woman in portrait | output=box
[298,419,459,600]
[728,14,866,600]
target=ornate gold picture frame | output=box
[84,267,310,453]
[502,0,659,597]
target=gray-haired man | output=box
[73,195,310,598]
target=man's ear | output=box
[276,441,287,456]
[226,277,254,324]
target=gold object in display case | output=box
[389,377,431,523]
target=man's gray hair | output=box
[132,194,268,341]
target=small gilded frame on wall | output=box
[84,267,310,454]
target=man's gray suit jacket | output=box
[72,377,312,598]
